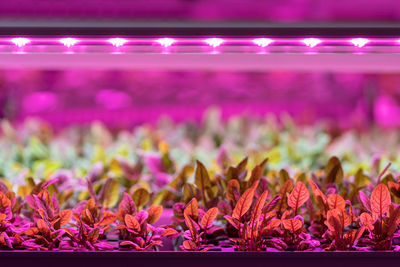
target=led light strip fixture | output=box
[1,24,399,71]
[1,23,399,52]
[0,36,399,49]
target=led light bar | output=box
[1,36,400,58]
[0,24,399,71]
[1,36,400,48]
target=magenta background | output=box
[1,70,400,129]
[1,0,400,22]
[2,0,400,129]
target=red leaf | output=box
[308,179,327,205]
[247,161,267,188]
[263,219,281,231]
[184,198,199,220]
[124,214,140,232]
[88,228,100,242]
[250,190,269,224]
[277,180,293,213]
[370,184,391,218]
[327,194,346,210]
[359,212,374,231]
[232,181,259,220]
[226,179,240,202]
[0,213,5,223]
[264,195,281,213]
[182,240,197,251]
[147,205,163,224]
[326,209,343,236]
[118,192,136,219]
[162,228,179,237]
[58,210,73,226]
[200,207,218,230]
[98,212,117,226]
[115,225,126,230]
[388,181,400,198]
[282,218,302,232]
[0,192,11,208]
[287,182,309,212]
[387,205,400,236]
[354,226,366,242]
[37,219,50,236]
[224,215,240,230]
[184,213,198,241]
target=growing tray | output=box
[1,251,399,267]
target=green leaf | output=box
[100,178,120,208]
[195,161,211,205]
[133,188,150,208]
[324,156,343,184]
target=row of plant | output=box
[1,155,400,251]
[0,116,398,213]
[1,113,399,186]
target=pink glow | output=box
[108,38,128,47]
[96,89,132,110]
[375,96,400,127]
[3,69,399,129]
[22,92,58,113]
[59,38,79,47]
[205,38,224,47]
[10,37,30,47]
[155,38,176,47]
[253,38,273,47]
[0,37,398,48]
[350,38,369,47]
[301,38,322,47]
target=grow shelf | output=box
[1,252,400,267]
[0,22,400,71]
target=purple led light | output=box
[301,38,322,47]
[108,38,128,47]
[59,38,79,47]
[205,38,224,47]
[10,37,30,47]
[155,38,176,47]
[2,37,399,55]
[253,38,273,47]
[350,38,369,48]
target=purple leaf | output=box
[184,230,192,240]
[51,193,60,214]
[145,154,166,174]
[136,210,149,224]
[2,232,13,248]
[359,191,372,212]
[0,181,8,193]
[42,178,59,189]
[119,192,137,216]
[25,195,37,210]
[95,241,113,250]
[22,241,42,249]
